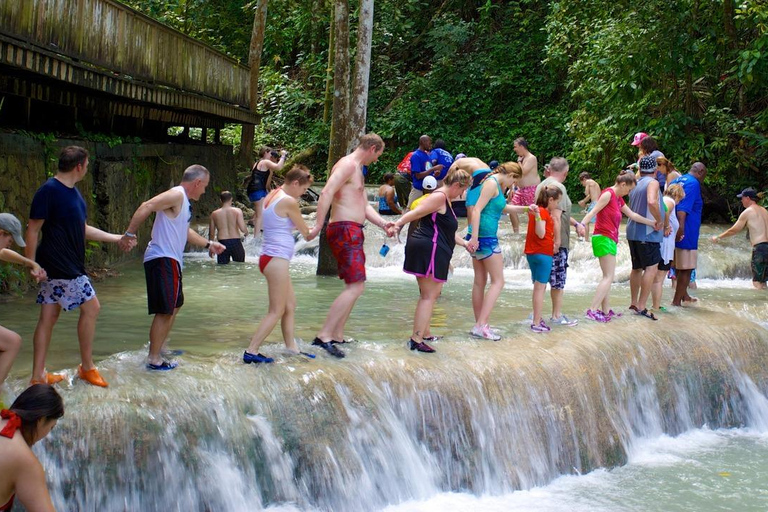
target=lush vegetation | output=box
[123,0,768,207]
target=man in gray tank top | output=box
[626,156,664,319]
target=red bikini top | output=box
[0,410,21,438]
[0,410,20,511]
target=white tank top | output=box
[261,191,296,260]
[144,186,191,268]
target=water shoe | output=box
[146,360,178,371]
[243,351,275,364]
[78,365,108,387]
[312,338,345,358]
[30,372,66,386]
[409,339,436,353]
[550,315,578,327]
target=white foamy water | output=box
[381,428,768,512]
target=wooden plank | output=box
[0,0,251,106]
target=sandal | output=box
[628,305,639,313]
[637,309,658,321]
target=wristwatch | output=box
[124,231,136,238]
[205,241,211,249]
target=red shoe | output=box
[78,365,109,387]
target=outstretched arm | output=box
[712,210,749,242]
[284,198,312,240]
[308,163,353,239]
[621,204,655,226]
[581,190,610,225]
[120,189,184,250]
[188,227,225,255]
[0,248,47,281]
[85,224,122,244]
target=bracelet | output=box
[124,231,136,238]
[205,241,211,249]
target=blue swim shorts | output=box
[470,236,501,261]
[526,253,553,284]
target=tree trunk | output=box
[327,0,350,171]
[347,0,374,151]
[322,1,335,125]
[723,0,737,50]
[318,0,350,277]
[239,0,268,170]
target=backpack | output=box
[397,151,414,176]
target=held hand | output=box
[653,221,663,231]
[664,225,672,237]
[576,224,586,238]
[209,241,226,255]
[118,235,137,252]
[30,264,47,283]
[528,204,539,215]
[675,229,685,243]
[711,235,719,243]
[308,225,322,240]
[384,222,397,237]
[305,228,317,242]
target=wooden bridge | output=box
[0,0,257,140]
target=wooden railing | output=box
[1,0,250,108]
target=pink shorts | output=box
[511,185,537,206]
[512,185,536,206]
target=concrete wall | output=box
[0,133,237,270]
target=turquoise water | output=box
[1,218,767,511]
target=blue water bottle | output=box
[379,243,390,257]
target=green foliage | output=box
[123,0,768,202]
[0,261,27,296]
[545,0,768,200]
[19,130,58,176]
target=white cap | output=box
[422,176,438,191]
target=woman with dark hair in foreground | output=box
[0,384,63,512]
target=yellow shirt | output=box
[410,192,431,211]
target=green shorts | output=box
[592,235,617,258]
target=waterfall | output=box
[25,314,768,511]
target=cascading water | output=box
[2,212,767,511]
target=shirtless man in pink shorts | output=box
[508,137,540,233]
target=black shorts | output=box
[217,238,245,264]
[658,260,672,271]
[144,257,184,315]
[628,240,662,270]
